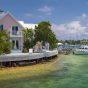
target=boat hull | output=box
[73,50,88,55]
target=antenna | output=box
[0,8,4,12]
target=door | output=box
[12,40,15,49]
[16,40,19,49]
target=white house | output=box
[0,10,36,52]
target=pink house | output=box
[0,10,36,52]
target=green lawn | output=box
[0,54,88,88]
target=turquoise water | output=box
[25,54,88,88]
[1,54,88,88]
[26,55,88,88]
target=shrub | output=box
[0,30,12,55]
[3,42,12,54]
[22,48,29,53]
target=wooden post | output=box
[0,62,3,68]
[9,61,12,67]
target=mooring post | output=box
[0,62,3,68]
[9,61,12,67]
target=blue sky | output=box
[0,0,88,39]
[0,0,88,24]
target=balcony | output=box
[9,31,23,37]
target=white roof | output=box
[19,21,37,29]
[57,43,63,45]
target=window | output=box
[85,48,87,49]
[12,26,18,35]
[0,25,3,31]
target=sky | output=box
[0,0,88,40]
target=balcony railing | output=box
[9,31,23,37]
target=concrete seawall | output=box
[0,50,58,64]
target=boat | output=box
[73,45,88,55]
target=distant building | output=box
[0,10,37,51]
[80,39,88,45]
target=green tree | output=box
[0,30,12,55]
[34,21,57,49]
[23,28,34,51]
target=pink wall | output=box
[0,13,23,31]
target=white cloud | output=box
[52,14,88,40]
[38,5,54,15]
[52,21,86,34]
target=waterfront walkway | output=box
[0,50,58,66]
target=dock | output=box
[0,50,58,67]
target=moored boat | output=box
[73,45,88,55]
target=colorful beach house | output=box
[0,10,36,52]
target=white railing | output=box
[9,31,23,37]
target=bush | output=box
[0,30,12,55]
[3,42,12,54]
[22,48,29,53]
[4,48,11,54]
[0,49,3,55]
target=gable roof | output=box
[0,10,36,29]
[6,13,25,29]
[0,11,24,29]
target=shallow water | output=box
[1,54,88,88]
[26,54,88,88]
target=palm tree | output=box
[23,28,34,42]
[22,28,34,50]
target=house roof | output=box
[0,10,37,29]
[57,43,63,45]
[0,11,24,29]
[19,21,37,29]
